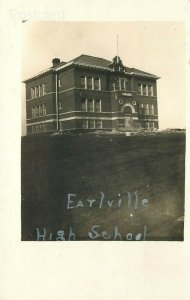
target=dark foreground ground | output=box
[21,131,185,241]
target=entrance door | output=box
[124,116,133,129]
[123,106,133,130]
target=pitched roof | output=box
[23,54,159,82]
[23,61,67,83]
[71,54,112,68]
[130,68,159,78]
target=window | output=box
[35,106,39,117]
[39,105,43,116]
[95,99,101,112]
[32,85,45,98]
[32,106,35,118]
[94,78,100,90]
[87,77,93,90]
[81,98,87,112]
[115,78,120,90]
[89,120,95,129]
[81,120,88,129]
[96,120,102,129]
[42,84,46,95]
[121,79,125,90]
[139,103,144,114]
[138,84,142,95]
[149,122,155,130]
[59,122,64,130]
[39,85,42,97]
[42,123,47,132]
[88,99,94,112]
[145,121,150,129]
[32,125,35,133]
[81,76,86,89]
[143,85,147,96]
[32,104,47,118]
[35,86,39,98]
[148,85,153,96]
[43,104,47,115]
[31,88,35,99]
[114,78,127,91]
[149,104,154,115]
[144,104,149,115]
[59,79,62,87]
[59,100,63,109]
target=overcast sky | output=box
[22,21,186,135]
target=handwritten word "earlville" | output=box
[66,191,149,210]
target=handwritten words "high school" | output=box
[36,225,147,241]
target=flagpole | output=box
[117,34,119,63]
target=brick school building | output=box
[24,54,159,134]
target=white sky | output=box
[22,21,186,134]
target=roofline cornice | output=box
[23,60,160,83]
[23,69,54,83]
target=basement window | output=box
[81,120,88,129]
[89,120,95,129]
[95,120,102,129]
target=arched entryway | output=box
[123,105,133,130]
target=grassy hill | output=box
[21,131,185,241]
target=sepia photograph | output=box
[21,21,186,241]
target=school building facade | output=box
[24,54,160,134]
